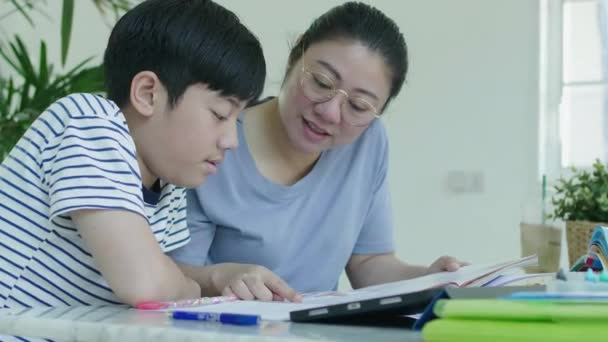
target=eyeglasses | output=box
[300,61,380,127]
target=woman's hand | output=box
[426,256,470,274]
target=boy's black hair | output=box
[287,2,407,111]
[104,0,266,108]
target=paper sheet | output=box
[163,291,350,321]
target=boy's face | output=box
[136,82,244,188]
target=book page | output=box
[163,291,350,321]
[163,255,537,321]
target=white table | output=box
[0,305,422,341]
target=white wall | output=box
[221,0,541,268]
[1,0,541,272]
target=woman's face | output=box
[277,39,392,155]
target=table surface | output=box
[0,305,422,342]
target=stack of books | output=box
[422,299,607,341]
[423,231,608,341]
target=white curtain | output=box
[539,0,562,177]
[599,0,608,162]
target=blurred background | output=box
[1,0,603,286]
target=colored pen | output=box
[135,295,238,310]
[171,311,260,325]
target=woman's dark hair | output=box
[104,0,266,108]
[287,2,407,110]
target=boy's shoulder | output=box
[12,93,133,166]
[33,93,131,145]
[44,93,122,122]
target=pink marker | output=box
[135,295,238,310]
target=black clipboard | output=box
[289,287,443,327]
[289,285,546,328]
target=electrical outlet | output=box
[446,170,484,193]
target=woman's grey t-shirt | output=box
[169,115,394,292]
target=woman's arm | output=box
[346,253,466,289]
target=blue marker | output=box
[171,311,260,325]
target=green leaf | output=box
[38,41,49,88]
[0,0,131,158]
[0,40,23,76]
[11,37,37,81]
[68,65,105,94]
[49,56,94,88]
[92,0,133,19]
[18,77,31,110]
[60,0,75,66]
[551,160,608,222]
[8,0,34,26]
[0,80,7,117]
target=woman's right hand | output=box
[210,263,302,302]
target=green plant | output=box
[549,159,608,222]
[2,1,131,65]
[0,36,104,157]
[0,0,132,158]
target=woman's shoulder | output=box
[325,119,389,176]
[351,119,389,154]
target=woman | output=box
[170,2,465,301]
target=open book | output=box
[163,255,538,321]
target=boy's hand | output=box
[211,263,301,302]
[426,256,470,274]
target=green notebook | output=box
[423,319,604,342]
[422,299,608,341]
[434,298,608,321]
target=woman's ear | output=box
[129,71,163,118]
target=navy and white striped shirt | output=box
[0,93,190,308]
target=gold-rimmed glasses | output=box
[299,61,380,127]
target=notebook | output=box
[480,272,554,287]
[433,298,608,321]
[163,255,538,321]
[423,319,604,342]
[422,299,608,341]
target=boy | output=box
[0,0,265,308]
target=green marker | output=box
[541,174,546,225]
[600,269,608,283]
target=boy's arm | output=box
[72,209,201,306]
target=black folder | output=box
[289,287,443,327]
[289,285,545,328]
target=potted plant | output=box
[0,0,132,159]
[549,159,608,266]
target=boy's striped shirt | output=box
[0,93,190,308]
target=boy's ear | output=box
[129,71,163,117]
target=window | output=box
[559,0,606,168]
